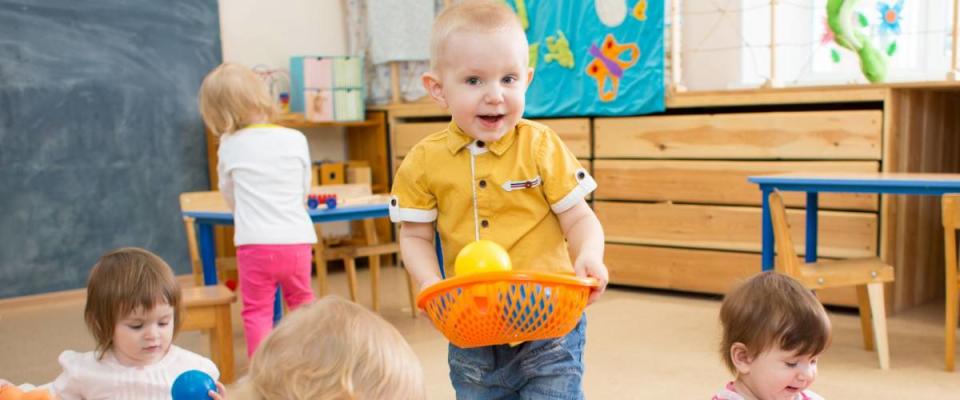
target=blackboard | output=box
[0,0,221,298]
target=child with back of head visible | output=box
[198,62,318,358]
[389,1,608,398]
[714,271,832,400]
[1,247,224,400]
[227,295,425,400]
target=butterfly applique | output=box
[585,34,640,102]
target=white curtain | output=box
[343,0,450,104]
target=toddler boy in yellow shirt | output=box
[389,1,608,398]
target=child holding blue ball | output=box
[1,248,226,399]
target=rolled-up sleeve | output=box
[390,145,438,223]
[537,130,597,214]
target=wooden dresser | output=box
[374,83,960,311]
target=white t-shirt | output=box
[45,345,219,400]
[712,381,824,400]
[217,125,318,246]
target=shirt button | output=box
[479,180,487,188]
[577,171,586,180]
[481,220,489,228]
[476,141,485,148]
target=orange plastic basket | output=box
[416,271,598,348]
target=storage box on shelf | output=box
[290,55,365,122]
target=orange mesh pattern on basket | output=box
[416,272,596,348]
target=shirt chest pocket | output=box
[500,175,542,192]
[487,175,547,216]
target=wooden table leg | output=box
[345,257,359,302]
[364,219,381,312]
[208,303,235,383]
[313,224,328,296]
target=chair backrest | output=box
[179,191,229,285]
[179,191,230,213]
[768,190,802,276]
[944,194,960,231]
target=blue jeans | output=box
[448,314,586,400]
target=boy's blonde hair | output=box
[244,296,425,400]
[719,271,831,373]
[198,62,277,137]
[429,0,525,71]
[83,247,182,359]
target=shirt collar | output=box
[445,120,517,156]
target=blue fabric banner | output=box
[512,0,665,117]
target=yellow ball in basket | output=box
[454,240,512,276]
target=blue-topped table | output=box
[749,172,960,270]
[182,197,391,321]
[183,203,390,286]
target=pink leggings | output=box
[236,244,315,357]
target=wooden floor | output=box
[2,266,959,399]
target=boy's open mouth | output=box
[478,114,504,123]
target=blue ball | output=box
[171,370,216,400]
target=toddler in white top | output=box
[199,63,318,358]
[1,247,224,400]
[713,271,831,400]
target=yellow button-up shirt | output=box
[389,119,596,277]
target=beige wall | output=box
[218,0,348,164]
[219,0,346,70]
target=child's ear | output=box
[730,342,753,374]
[526,67,535,87]
[422,72,447,108]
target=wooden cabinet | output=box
[378,83,960,311]
[593,109,885,306]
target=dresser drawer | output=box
[533,118,591,158]
[594,111,882,159]
[606,243,857,306]
[393,118,590,159]
[596,201,877,258]
[594,160,879,210]
[393,122,448,158]
[607,243,756,294]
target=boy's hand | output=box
[208,381,226,400]
[574,254,608,304]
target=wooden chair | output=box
[942,194,960,371]
[314,218,418,317]
[181,285,237,383]
[179,192,233,286]
[768,191,894,369]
